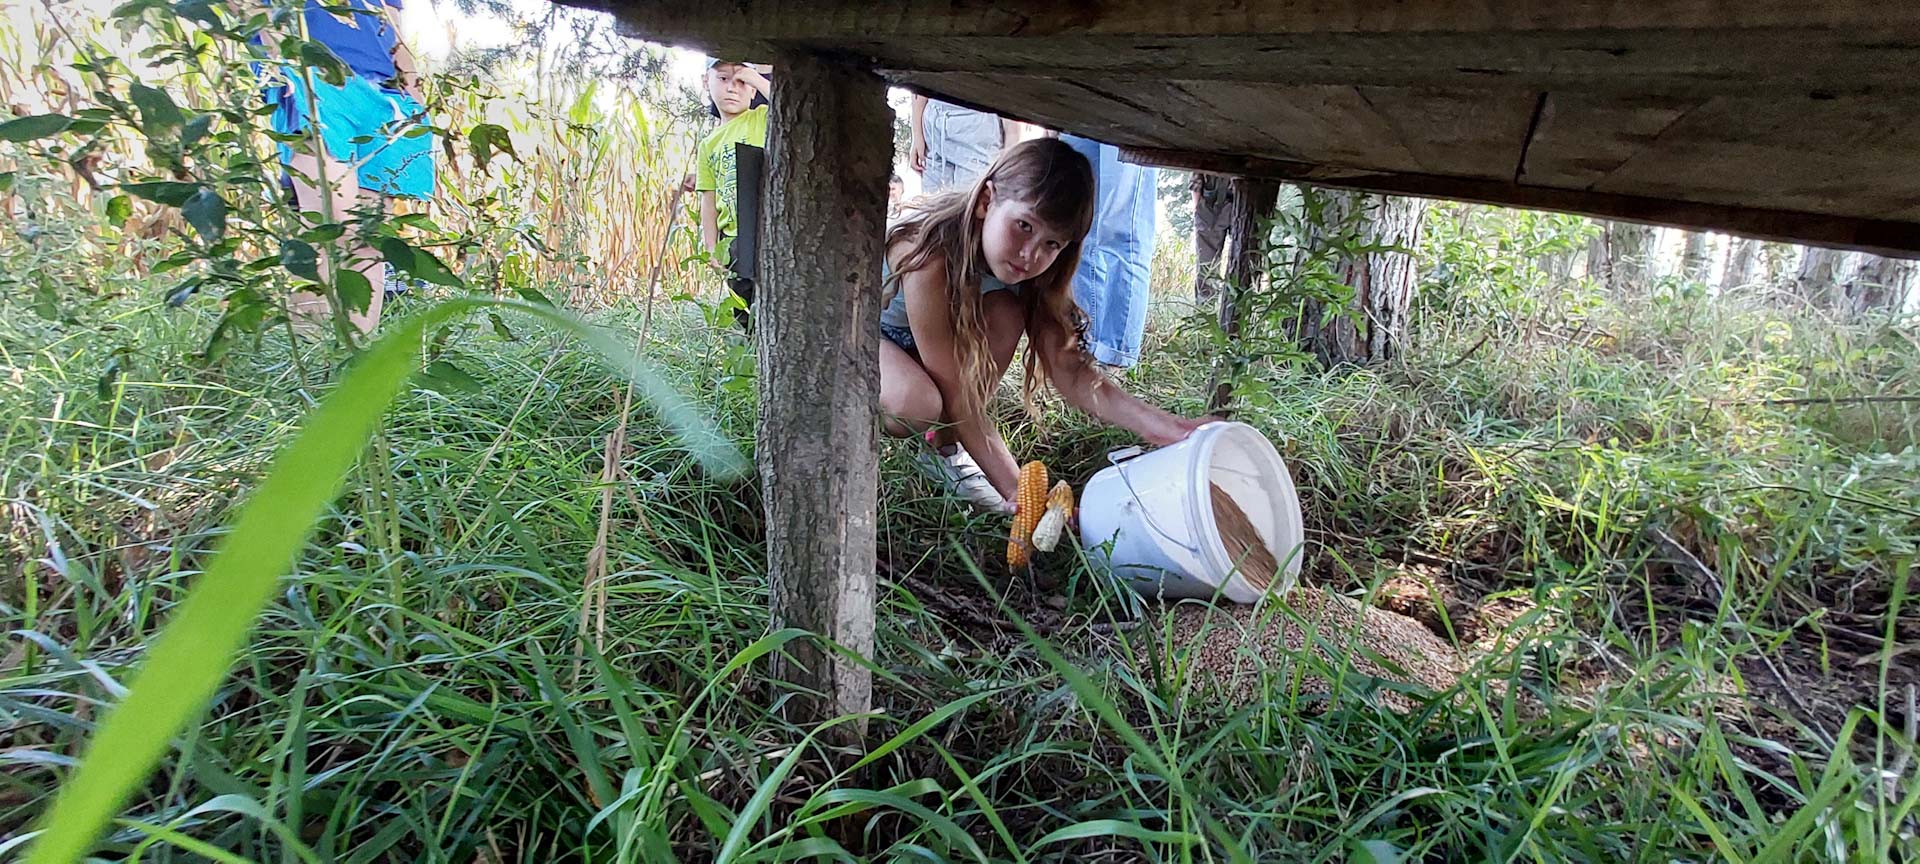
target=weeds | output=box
[2,258,1914,859]
[1,2,1915,857]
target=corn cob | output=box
[1030,480,1075,552]
[1007,461,1049,569]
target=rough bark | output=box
[1844,254,1917,315]
[1794,246,1849,309]
[756,51,889,732]
[1722,237,1760,292]
[1295,190,1428,367]
[1207,178,1280,412]
[1679,231,1713,282]
[1593,221,1655,293]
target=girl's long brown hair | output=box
[884,138,1097,416]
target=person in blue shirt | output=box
[268,0,434,336]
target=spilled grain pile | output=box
[1162,588,1463,712]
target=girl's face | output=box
[975,180,1074,285]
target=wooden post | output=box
[1207,178,1280,412]
[756,51,890,730]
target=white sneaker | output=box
[914,444,1009,512]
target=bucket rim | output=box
[1184,420,1295,601]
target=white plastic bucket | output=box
[1078,421,1305,604]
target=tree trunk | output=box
[1585,230,1610,285]
[1586,220,1655,292]
[1722,237,1760,292]
[1680,231,1713,282]
[1844,254,1918,314]
[757,51,889,732]
[1598,221,1656,293]
[1207,178,1279,412]
[1295,190,1427,367]
[1794,246,1849,309]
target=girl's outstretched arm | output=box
[1030,312,1206,446]
[902,260,1020,504]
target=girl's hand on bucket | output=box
[1144,414,1214,446]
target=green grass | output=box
[1,276,1915,861]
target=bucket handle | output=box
[1110,446,1205,558]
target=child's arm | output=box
[737,63,773,99]
[901,261,1019,504]
[909,95,928,173]
[700,190,719,258]
[1030,313,1206,446]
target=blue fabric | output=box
[270,69,435,198]
[303,0,403,83]
[880,321,918,353]
[1061,134,1157,367]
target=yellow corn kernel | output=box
[1007,461,1049,569]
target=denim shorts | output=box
[879,322,917,353]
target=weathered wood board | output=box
[570,0,1920,252]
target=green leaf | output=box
[0,171,14,192]
[852,687,1005,772]
[1349,839,1404,864]
[1026,820,1201,854]
[280,239,319,281]
[173,0,221,27]
[294,44,347,86]
[104,195,132,227]
[31,275,60,321]
[164,278,200,308]
[467,123,515,173]
[0,114,73,143]
[335,269,372,314]
[486,312,517,341]
[180,187,225,242]
[297,223,345,244]
[128,83,184,133]
[387,213,439,232]
[121,181,197,207]
[378,237,462,288]
[511,283,553,307]
[23,298,746,863]
[405,247,462,288]
[180,114,213,149]
[109,0,165,19]
[417,359,483,394]
[715,718,873,864]
[96,349,132,400]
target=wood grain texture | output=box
[573,0,1920,256]
[579,1,1920,41]
[1125,148,1920,258]
[756,51,889,732]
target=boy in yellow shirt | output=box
[696,58,771,321]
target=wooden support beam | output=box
[757,51,890,731]
[1208,178,1281,413]
[1122,148,1920,259]
[582,1,1919,44]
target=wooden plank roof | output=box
[573,1,1920,256]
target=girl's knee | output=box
[881,386,943,437]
